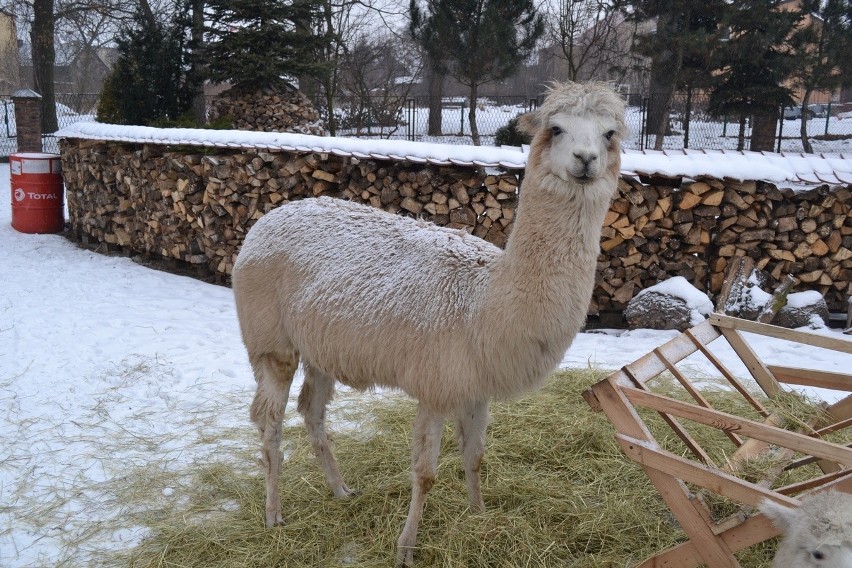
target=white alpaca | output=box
[760,491,852,568]
[232,81,626,565]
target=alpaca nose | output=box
[573,151,597,167]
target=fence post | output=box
[12,89,42,153]
[639,97,648,151]
[776,105,783,153]
[825,102,831,136]
[459,101,465,136]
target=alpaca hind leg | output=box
[396,404,444,567]
[249,351,299,527]
[297,363,352,498]
[455,400,489,512]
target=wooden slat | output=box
[638,480,852,568]
[625,366,718,465]
[656,347,745,448]
[685,328,769,417]
[786,441,852,470]
[719,327,783,398]
[621,387,852,466]
[768,365,852,392]
[590,379,741,568]
[710,313,852,354]
[778,470,852,495]
[616,435,798,508]
[622,320,720,385]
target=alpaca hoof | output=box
[265,509,284,527]
[334,484,356,499]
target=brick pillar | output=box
[12,89,43,153]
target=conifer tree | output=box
[789,0,851,153]
[203,0,332,93]
[97,4,195,126]
[629,0,728,149]
[410,0,543,145]
[709,0,801,151]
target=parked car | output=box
[783,105,815,120]
[807,103,829,118]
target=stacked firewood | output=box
[60,141,518,279]
[594,176,851,313]
[60,138,851,313]
[208,85,327,135]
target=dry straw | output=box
[92,369,843,568]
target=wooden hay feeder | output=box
[584,313,852,568]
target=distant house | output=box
[19,45,117,95]
[0,10,20,93]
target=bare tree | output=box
[337,33,420,136]
[544,0,632,83]
[311,0,413,135]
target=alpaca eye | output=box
[605,130,615,140]
[551,126,562,136]
[812,550,826,560]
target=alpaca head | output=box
[518,81,626,197]
[760,491,852,568]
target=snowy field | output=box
[1,161,850,566]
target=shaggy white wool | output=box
[239,196,498,333]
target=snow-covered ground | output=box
[1,161,850,566]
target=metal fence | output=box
[1,93,99,158]
[328,92,852,154]
[3,91,850,158]
[327,95,539,146]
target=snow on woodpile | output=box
[56,122,852,185]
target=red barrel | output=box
[10,152,65,234]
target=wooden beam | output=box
[719,326,783,398]
[710,313,852,354]
[768,366,852,392]
[622,319,720,385]
[656,348,744,448]
[685,327,769,417]
[616,434,798,508]
[621,387,852,466]
[624,365,718,465]
[591,379,741,568]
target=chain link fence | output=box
[3,91,850,158]
[327,92,852,154]
[1,93,99,158]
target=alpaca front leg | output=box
[396,405,443,567]
[455,400,489,512]
[298,364,353,498]
[249,352,298,527]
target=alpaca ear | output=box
[516,112,541,136]
[760,498,799,534]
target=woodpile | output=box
[59,140,518,280]
[594,176,851,314]
[59,138,851,314]
[208,85,327,135]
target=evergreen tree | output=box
[410,0,544,145]
[203,0,332,93]
[629,0,728,149]
[97,4,196,126]
[789,0,852,153]
[709,0,801,151]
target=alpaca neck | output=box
[496,171,611,306]
[479,170,612,393]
